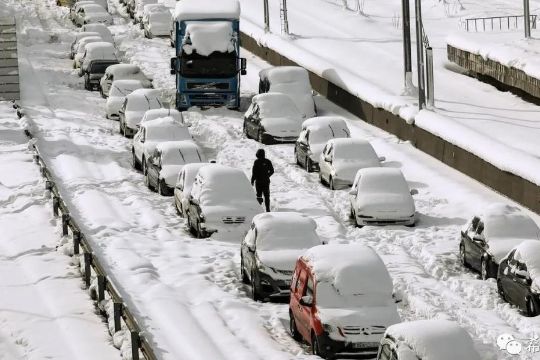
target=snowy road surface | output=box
[239,0,540,186]
[8,0,540,359]
[0,103,119,359]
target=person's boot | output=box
[257,197,263,205]
[265,201,271,212]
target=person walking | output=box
[251,148,274,212]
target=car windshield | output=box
[180,51,237,78]
[258,98,299,118]
[257,225,318,251]
[359,172,409,194]
[316,281,389,308]
[334,142,377,161]
[310,126,349,145]
[149,12,169,22]
[146,126,190,141]
[162,147,204,165]
[89,61,118,74]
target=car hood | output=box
[489,237,535,263]
[333,160,380,181]
[355,193,415,216]
[318,306,400,328]
[258,249,304,272]
[201,203,263,222]
[260,117,301,136]
[160,165,184,187]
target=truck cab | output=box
[170,0,246,110]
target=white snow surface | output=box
[174,0,240,21]
[11,0,540,358]
[183,21,235,56]
[253,212,320,251]
[387,319,482,360]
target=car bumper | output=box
[317,334,380,359]
[332,177,353,189]
[356,214,415,226]
[257,272,291,301]
[262,133,297,144]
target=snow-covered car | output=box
[126,0,136,17]
[81,23,114,43]
[259,66,316,119]
[241,212,322,301]
[243,93,304,144]
[105,80,145,120]
[118,88,163,137]
[295,116,350,172]
[349,168,417,227]
[100,64,152,98]
[79,42,117,76]
[132,116,192,171]
[319,138,384,190]
[73,4,112,27]
[460,204,540,280]
[70,1,96,21]
[73,0,108,12]
[134,0,157,23]
[174,163,209,218]
[73,36,103,69]
[289,244,400,359]
[187,164,263,238]
[82,59,119,91]
[498,240,540,316]
[69,31,100,59]
[377,320,481,360]
[142,6,171,38]
[140,108,184,125]
[144,141,206,196]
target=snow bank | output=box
[386,320,481,360]
[174,0,240,21]
[183,22,235,56]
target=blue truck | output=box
[170,0,246,110]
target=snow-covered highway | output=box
[5,0,540,358]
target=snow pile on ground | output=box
[183,21,235,56]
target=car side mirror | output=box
[349,189,357,196]
[240,58,247,75]
[379,156,386,162]
[300,295,313,307]
[410,189,418,195]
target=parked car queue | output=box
[63,0,540,359]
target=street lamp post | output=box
[415,0,425,110]
[402,0,413,89]
[524,0,531,38]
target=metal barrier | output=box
[464,14,537,32]
[21,116,158,360]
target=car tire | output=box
[240,256,249,284]
[481,257,489,280]
[175,201,181,216]
[459,243,468,267]
[349,207,355,220]
[305,157,313,173]
[319,172,326,185]
[497,279,506,301]
[250,270,261,301]
[243,123,249,138]
[132,151,141,171]
[158,179,167,196]
[122,124,128,138]
[294,149,301,166]
[257,130,265,144]
[329,176,335,190]
[311,333,327,359]
[119,119,123,134]
[100,88,105,98]
[527,296,538,317]
[289,313,302,341]
[144,171,151,190]
[84,75,90,90]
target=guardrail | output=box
[17,108,158,360]
[463,14,537,32]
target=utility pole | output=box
[263,0,270,33]
[415,0,425,110]
[280,0,289,35]
[402,0,413,89]
[524,0,531,38]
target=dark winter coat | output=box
[251,150,274,185]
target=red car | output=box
[289,244,400,359]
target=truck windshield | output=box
[180,51,237,78]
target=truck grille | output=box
[187,82,229,90]
[222,216,245,224]
[342,325,385,336]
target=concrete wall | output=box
[0,18,19,101]
[241,33,540,214]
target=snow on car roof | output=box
[81,3,107,12]
[156,140,198,154]
[73,31,100,42]
[85,41,115,52]
[252,93,301,118]
[386,320,481,360]
[143,116,184,128]
[127,88,161,100]
[303,244,393,295]
[81,24,113,42]
[479,204,540,240]
[260,66,309,84]
[512,240,540,282]
[357,168,408,193]
[106,64,141,76]
[182,22,235,57]
[302,116,348,131]
[195,164,258,205]
[174,0,240,21]
[253,212,319,251]
[328,138,377,159]
[110,80,144,96]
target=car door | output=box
[511,260,532,310]
[248,105,261,138]
[501,251,521,304]
[242,224,257,279]
[467,218,486,271]
[320,143,333,182]
[291,267,308,339]
[133,127,145,163]
[295,130,308,164]
[174,169,185,210]
[297,273,315,341]
[147,150,161,187]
